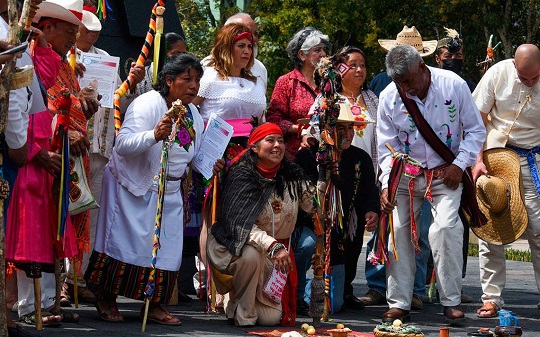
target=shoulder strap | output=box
[396,86,455,164]
[396,86,487,227]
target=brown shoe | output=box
[443,305,465,325]
[359,289,386,306]
[411,293,424,310]
[382,308,410,323]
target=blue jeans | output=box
[294,227,316,302]
[365,201,432,297]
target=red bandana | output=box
[234,31,253,44]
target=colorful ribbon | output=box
[114,1,166,135]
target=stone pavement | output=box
[12,253,539,337]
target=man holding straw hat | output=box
[473,43,540,318]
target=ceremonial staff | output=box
[141,100,187,332]
[307,58,344,323]
[0,0,42,333]
[113,0,166,136]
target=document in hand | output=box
[193,113,234,179]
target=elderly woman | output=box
[207,123,315,327]
[266,27,329,160]
[194,23,265,135]
[265,27,328,316]
[85,54,222,325]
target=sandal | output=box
[94,291,124,323]
[48,307,80,323]
[141,305,182,326]
[19,311,62,327]
[477,301,500,318]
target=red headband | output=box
[234,31,253,44]
[248,123,283,146]
[228,123,283,167]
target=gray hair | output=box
[385,45,423,78]
[286,27,329,69]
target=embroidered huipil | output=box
[377,66,485,188]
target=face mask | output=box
[442,58,463,74]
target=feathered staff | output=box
[0,0,43,333]
[306,57,343,323]
[141,100,187,332]
[476,34,501,74]
[113,0,166,136]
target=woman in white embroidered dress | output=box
[193,22,266,136]
[85,54,222,325]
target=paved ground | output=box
[12,247,539,337]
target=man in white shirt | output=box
[377,45,485,324]
[473,44,540,318]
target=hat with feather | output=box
[437,27,463,53]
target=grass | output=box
[468,243,532,262]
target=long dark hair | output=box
[333,45,369,91]
[154,53,203,97]
[227,147,308,201]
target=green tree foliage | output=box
[175,0,540,92]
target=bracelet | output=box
[267,242,286,258]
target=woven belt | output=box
[405,163,449,253]
[166,175,182,181]
[506,144,540,196]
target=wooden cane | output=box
[33,278,43,330]
[72,261,78,308]
[53,260,62,312]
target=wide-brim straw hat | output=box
[378,25,437,57]
[33,0,84,27]
[472,148,528,245]
[298,103,372,126]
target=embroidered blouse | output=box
[377,66,486,188]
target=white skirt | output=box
[94,165,184,271]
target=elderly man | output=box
[377,45,485,323]
[473,44,540,318]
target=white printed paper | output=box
[79,52,120,108]
[193,114,234,179]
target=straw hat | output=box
[33,0,84,27]
[298,103,371,126]
[82,10,101,31]
[472,148,528,245]
[378,26,437,57]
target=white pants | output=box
[17,270,56,317]
[479,154,540,308]
[387,176,464,310]
[66,153,107,285]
